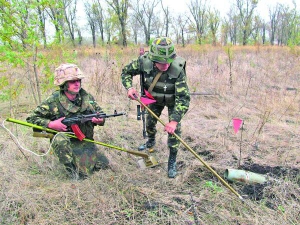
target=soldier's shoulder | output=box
[168,56,186,78]
[173,56,186,66]
[140,52,151,62]
[43,90,60,104]
[140,53,153,73]
[80,89,96,101]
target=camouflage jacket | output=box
[121,53,190,122]
[26,89,104,139]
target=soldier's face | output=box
[67,80,81,93]
[155,62,170,71]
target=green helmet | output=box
[148,37,176,64]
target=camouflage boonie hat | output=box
[54,63,85,86]
[148,37,176,64]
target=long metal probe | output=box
[135,97,244,201]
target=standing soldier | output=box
[27,63,109,179]
[121,37,190,178]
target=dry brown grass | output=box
[0,45,299,225]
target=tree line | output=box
[1,0,299,49]
[0,0,299,110]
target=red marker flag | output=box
[232,118,243,134]
[144,89,155,99]
[140,97,156,105]
[140,89,156,105]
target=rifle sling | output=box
[148,71,163,94]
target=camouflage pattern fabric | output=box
[121,51,190,149]
[148,37,177,64]
[54,63,85,86]
[52,134,109,175]
[121,54,190,123]
[147,103,182,149]
[26,88,108,176]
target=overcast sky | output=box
[77,0,298,25]
[163,0,298,19]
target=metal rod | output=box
[135,98,244,201]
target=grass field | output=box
[0,45,299,224]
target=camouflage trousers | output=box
[51,133,109,175]
[146,103,181,149]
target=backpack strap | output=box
[148,71,163,93]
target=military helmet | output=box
[54,63,85,86]
[148,37,176,64]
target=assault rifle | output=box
[52,110,125,141]
[137,47,147,138]
[62,111,125,126]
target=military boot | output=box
[168,148,178,178]
[138,138,156,151]
[64,163,79,180]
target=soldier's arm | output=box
[88,94,105,126]
[169,70,190,122]
[26,102,53,127]
[121,58,141,90]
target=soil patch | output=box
[240,163,299,184]
[235,163,300,201]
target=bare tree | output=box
[77,28,82,45]
[276,3,298,46]
[106,0,129,47]
[261,20,267,45]
[132,0,160,45]
[251,15,263,44]
[172,14,189,47]
[160,0,171,37]
[235,0,258,45]
[224,6,239,45]
[94,0,105,44]
[187,0,208,44]
[45,1,65,43]
[104,14,114,44]
[128,15,139,44]
[62,0,78,46]
[84,2,97,47]
[208,8,220,46]
[221,19,229,45]
[268,3,281,45]
[36,0,48,48]
[287,1,300,46]
[151,14,164,38]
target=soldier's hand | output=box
[48,117,67,132]
[164,121,178,134]
[127,88,139,100]
[92,117,104,124]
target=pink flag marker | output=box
[232,118,243,134]
[140,97,156,105]
[144,89,155,99]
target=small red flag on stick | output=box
[232,118,243,134]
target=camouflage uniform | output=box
[27,64,109,177]
[121,37,190,178]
